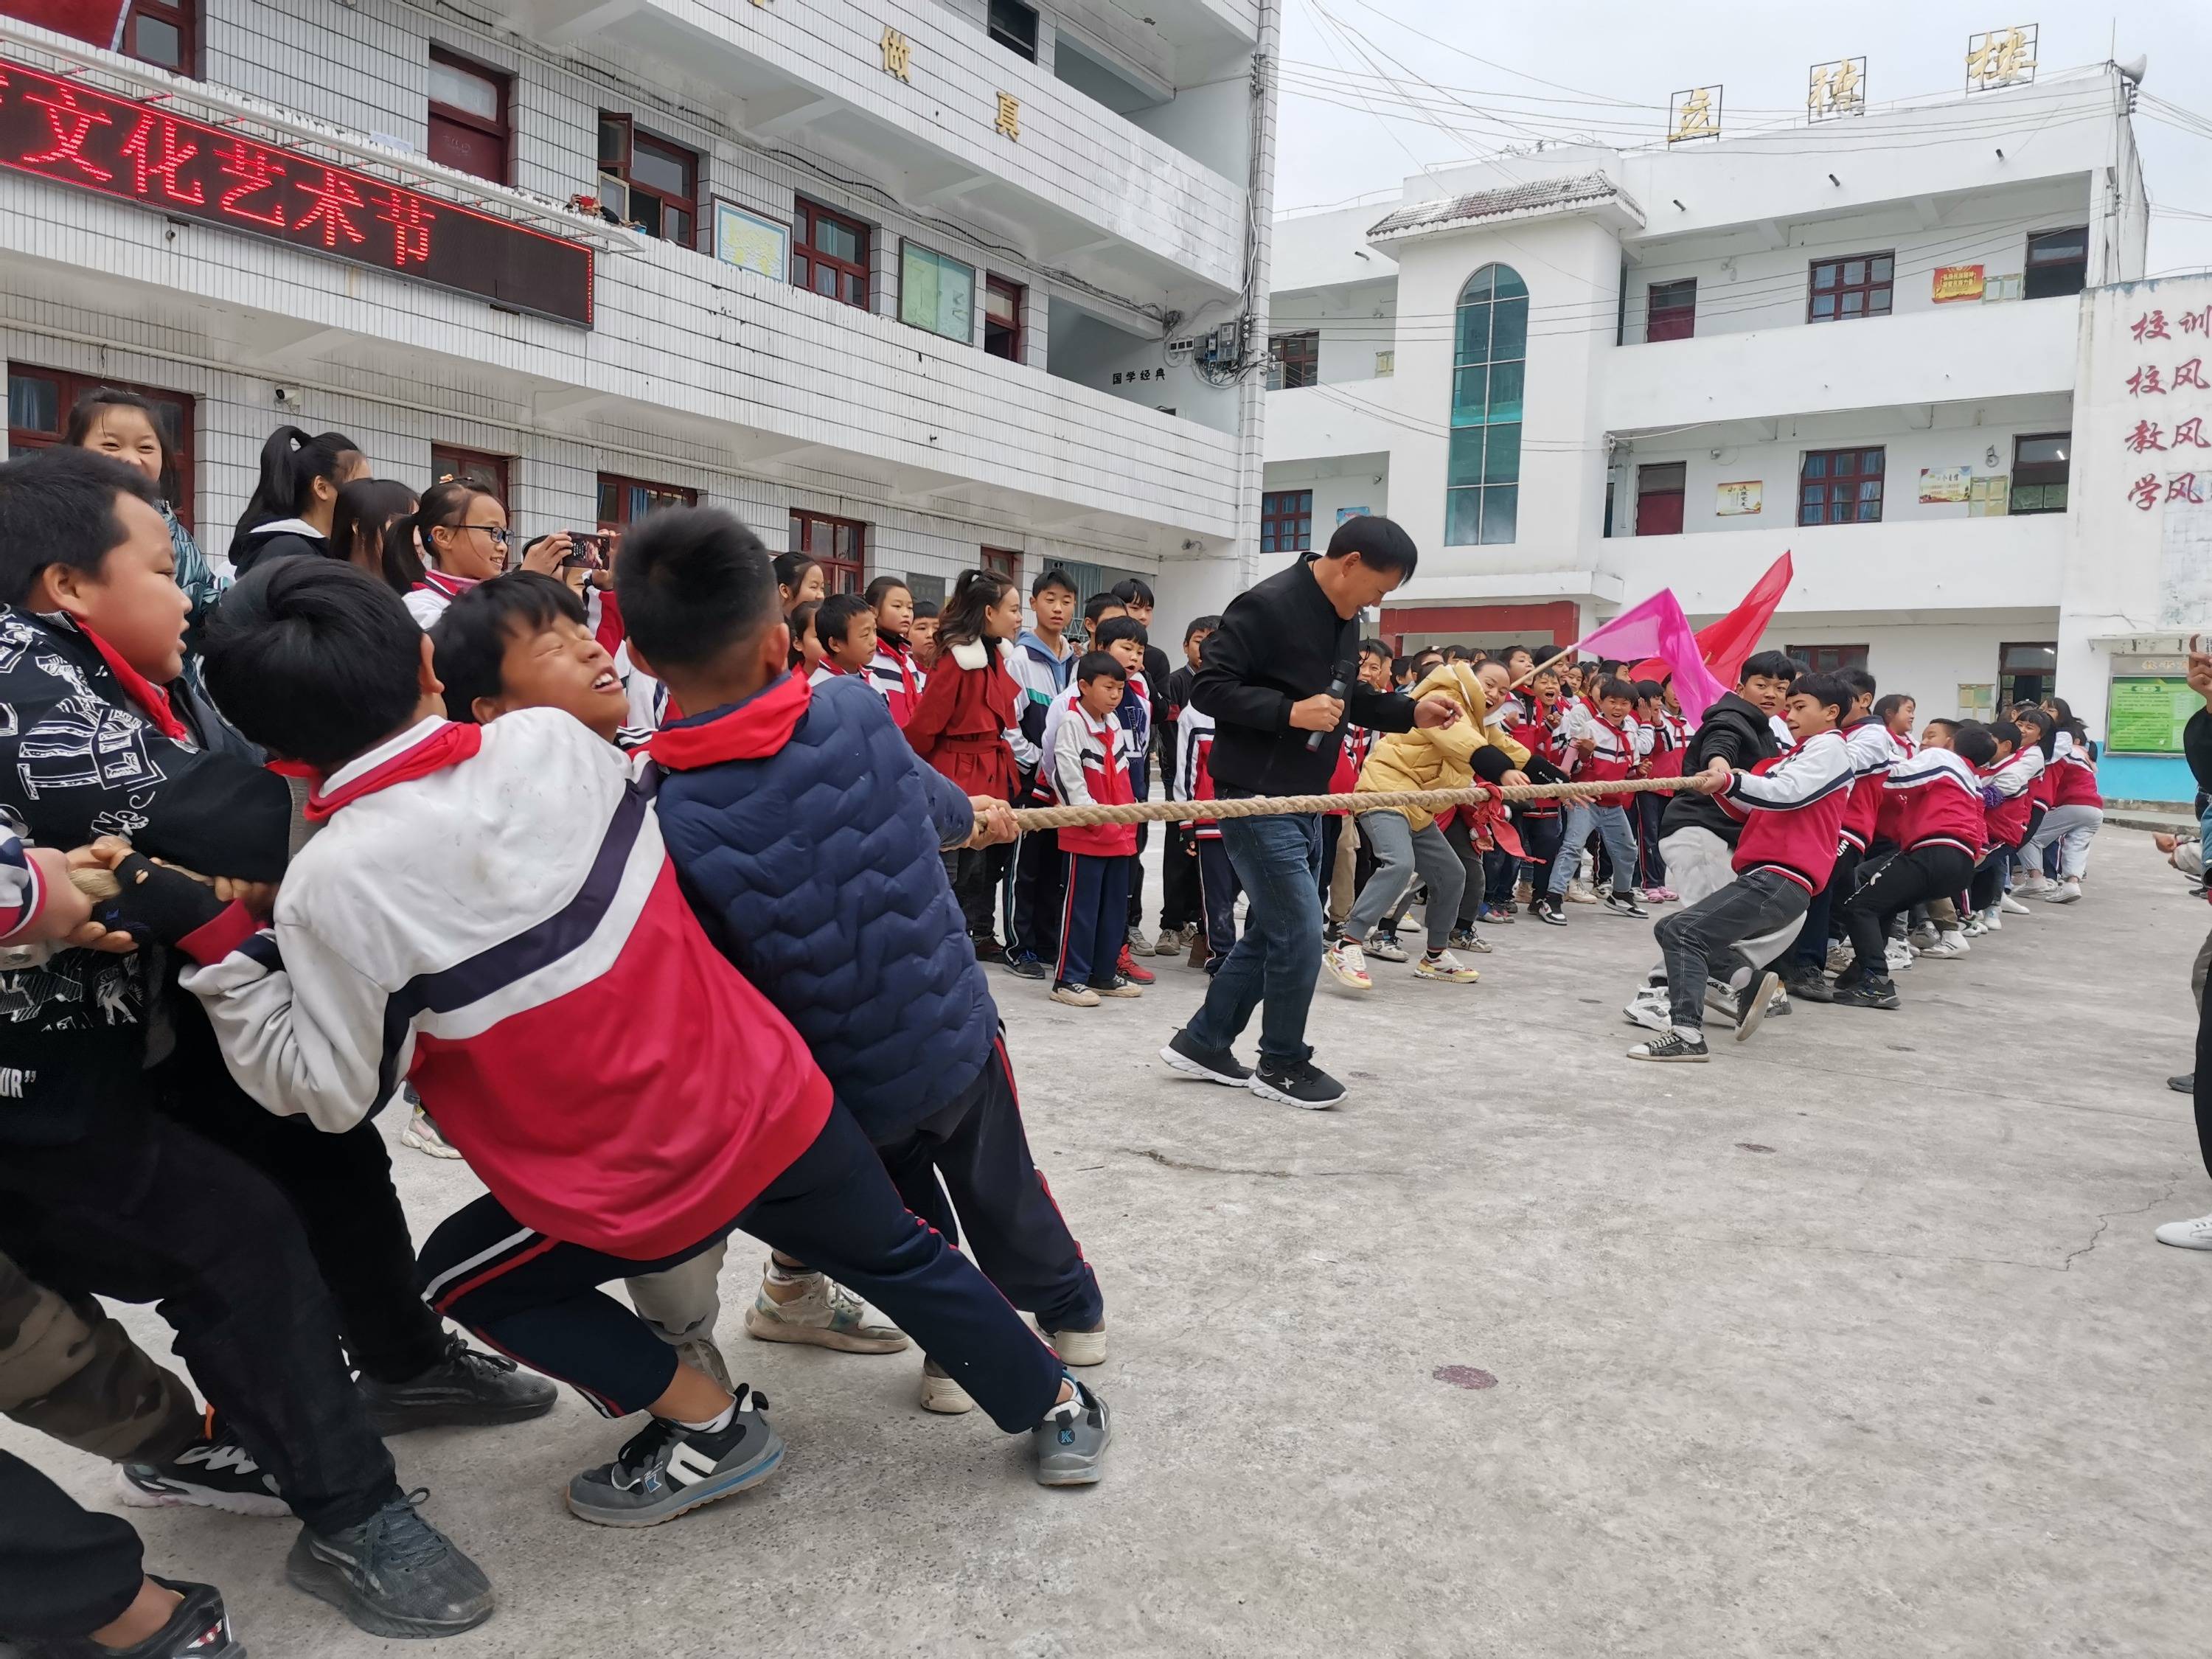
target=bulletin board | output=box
[2107,675,2198,754]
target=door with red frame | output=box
[1635,462,1686,536]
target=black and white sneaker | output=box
[1832,975,1901,1010]
[1534,897,1568,927]
[1159,1029,1252,1087]
[1627,1030,1709,1062]
[23,1576,247,1658]
[1733,970,1783,1044]
[359,1334,557,1435]
[119,1426,288,1517]
[1249,1060,1348,1110]
[1602,891,1649,919]
[566,1386,783,1528]
[1002,953,1048,981]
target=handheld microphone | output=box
[1306,655,1356,751]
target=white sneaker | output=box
[401,1105,463,1161]
[1884,940,1914,974]
[919,1357,976,1413]
[1980,908,2003,932]
[1961,918,1988,939]
[1323,939,1373,990]
[1623,987,1673,1034]
[1051,984,1102,1007]
[1365,932,1408,964]
[2048,877,2082,904]
[2016,872,2048,897]
[1043,1324,1107,1366]
[2000,894,2031,916]
[1919,931,1970,958]
[2154,1212,2212,1250]
[1412,949,1480,984]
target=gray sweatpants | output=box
[1346,810,1465,951]
[2020,803,2102,878]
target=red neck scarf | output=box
[305,721,483,821]
[80,625,189,742]
[415,568,480,600]
[646,672,810,771]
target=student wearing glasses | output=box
[404,479,577,628]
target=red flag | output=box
[1627,553,1794,690]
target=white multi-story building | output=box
[0,0,1275,618]
[1263,63,2212,799]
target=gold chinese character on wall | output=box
[880,26,912,82]
[994,91,1020,141]
[1965,24,2037,92]
[1667,86,1719,145]
[1806,57,1865,121]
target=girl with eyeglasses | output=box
[404,480,575,627]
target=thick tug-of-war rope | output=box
[1006,773,1696,832]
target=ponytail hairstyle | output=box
[937,568,1018,652]
[62,389,180,506]
[414,479,493,577]
[772,550,824,611]
[2046,695,2090,751]
[234,425,364,541]
[330,479,418,585]
[2014,704,2057,759]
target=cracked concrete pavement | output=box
[6,834,2208,1656]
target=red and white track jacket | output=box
[2049,749,2102,809]
[1979,746,2044,847]
[1838,717,1904,853]
[1177,705,1224,842]
[175,712,832,1259]
[1717,728,1853,892]
[1882,747,1989,858]
[1051,703,1138,858]
[865,637,927,728]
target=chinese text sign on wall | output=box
[1667,86,1719,145]
[0,55,594,326]
[1932,265,1986,302]
[1714,481,1761,516]
[1964,24,2037,94]
[1806,58,1865,122]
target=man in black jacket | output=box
[1160,517,1459,1108]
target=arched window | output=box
[1446,263,1526,545]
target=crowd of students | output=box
[0,405,2126,1653]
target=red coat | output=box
[906,637,1018,801]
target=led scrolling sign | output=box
[0,53,594,327]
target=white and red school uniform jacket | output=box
[1883,747,1989,858]
[173,711,832,1259]
[1837,717,1903,854]
[1644,707,1689,779]
[1873,728,1920,844]
[866,638,926,728]
[1559,703,1644,808]
[1978,746,2043,847]
[1509,697,1569,813]
[403,567,480,630]
[1178,705,1224,843]
[1051,702,1137,858]
[2050,748,2103,810]
[1717,728,1854,892]
[0,813,45,942]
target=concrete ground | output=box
[8,832,2211,1658]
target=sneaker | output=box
[1627,1029,1708,1062]
[1476,905,1514,926]
[1051,983,1102,1008]
[1445,926,1480,949]
[1824,940,1855,973]
[2048,877,2083,904]
[919,1357,976,1414]
[675,1335,733,1391]
[1908,922,1940,950]
[1623,986,1673,1034]
[1960,918,1988,939]
[1782,965,1834,1004]
[119,1425,288,1518]
[1125,925,1156,956]
[1003,953,1048,980]
[1513,880,1534,905]
[1457,928,1494,953]
[1094,975,1144,998]
[2169,1073,2194,1094]
[1043,1324,1107,1366]
[1160,1029,1253,1086]
[1833,975,1901,1010]
[400,1104,462,1161]
[1249,1060,1348,1110]
[1733,970,1782,1044]
[1601,891,1648,919]
[2000,894,2031,916]
[2154,1211,2212,1250]
[1032,1379,1112,1487]
[744,1273,908,1354]
[1534,897,1568,927]
[359,1335,557,1435]
[1366,931,1408,963]
[1565,880,1599,905]
[1322,938,1373,990]
[1980,908,2003,932]
[971,937,1007,964]
[1115,945,1155,985]
[287,1490,493,1637]
[565,1388,783,1527]
[1648,886,1679,903]
[1881,940,1913,974]
[1920,931,1971,958]
[33,1576,246,1658]
[1413,949,1481,984]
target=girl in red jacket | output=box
[908,568,1023,957]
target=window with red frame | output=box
[983,276,1025,362]
[597,115,698,248]
[1646,278,1696,342]
[791,508,866,594]
[597,473,697,540]
[981,546,1021,585]
[1807,251,1893,323]
[1798,446,1884,526]
[428,48,511,184]
[794,199,871,310]
[431,444,510,501]
[1261,489,1312,554]
[119,0,196,74]
[7,364,195,529]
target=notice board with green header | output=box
[2107,675,2198,754]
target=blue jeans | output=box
[1548,802,1638,899]
[1181,794,1324,1071]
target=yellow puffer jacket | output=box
[1355,662,1531,830]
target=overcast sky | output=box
[1273,0,2212,276]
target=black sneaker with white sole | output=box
[1832,975,1901,1010]
[1733,970,1782,1043]
[1602,891,1649,919]
[1002,954,1048,981]
[1159,1029,1251,1087]
[286,1489,493,1639]
[1627,1030,1709,1062]
[566,1386,783,1528]
[119,1427,288,1517]
[1534,897,1568,927]
[22,1576,247,1659]
[1249,1060,1347,1109]
[358,1333,557,1435]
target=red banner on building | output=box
[4,3,131,52]
[0,52,594,326]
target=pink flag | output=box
[1569,590,1732,724]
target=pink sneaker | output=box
[1647,886,1678,903]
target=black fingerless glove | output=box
[97,853,229,946]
